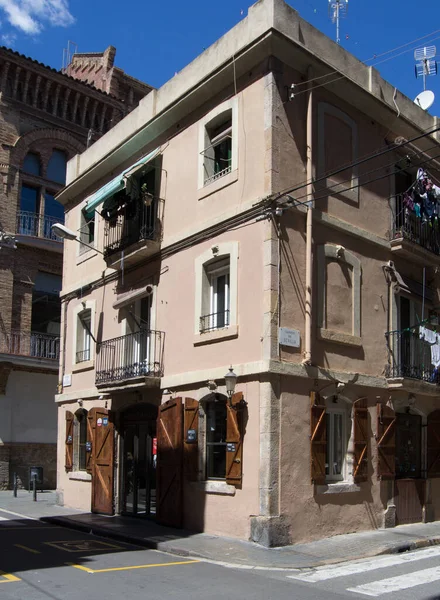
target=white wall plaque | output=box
[63,374,72,387]
[279,327,300,348]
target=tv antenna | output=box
[328,0,348,45]
[414,45,437,91]
[62,40,78,72]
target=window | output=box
[201,258,230,332]
[79,208,95,254]
[326,410,346,481]
[19,185,40,235]
[74,409,88,471]
[76,309,92,363]
[47,150,67,184]
[23,152,41,176]
[205,397,227,479]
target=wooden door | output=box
[395,479,424,525]
[91,408,115,515]
[156,397,183,527]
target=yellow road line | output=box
[69,560,200,574]
[14,544,41,554]
[0,571,21,583]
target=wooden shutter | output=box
[91,408,115,515]
[156,397,183,527]
[184,398,199,481]
[353,398,369,483]
[310,391,326,484]
[376,403,396,480]
[65,410,74,471]
[226,392,244,487]
[427,410,440,477]
[86,407,96,475]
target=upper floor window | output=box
[23,152,41,176]
[201,258,230,332]
[79,208,95,255]
[76,309,92,363]
[47,150,67,184]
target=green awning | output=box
[84,147,160,217]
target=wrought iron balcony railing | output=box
[96,328,164,385]
[0,330,60,361]
[17,211,63,241]
[385,329,439,383]
[76,348,91,363]
[392,194,440,255]
[200,310,230,333]
[103,197,158,257]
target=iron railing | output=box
[385,329,439,383]
[17,211,63,241]
[96,328,164,385]
[104,198,158,256]
[0,330,60,360]
[392,194,440,255]
[200,310,230,333]
[204,165,232,186]
[76,348,91,363]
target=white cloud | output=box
[2,32,17,46]
[0,0,74,35]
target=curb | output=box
[39,515,440,571]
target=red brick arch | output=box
[11,128,85,170]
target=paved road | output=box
[0,507,440,600]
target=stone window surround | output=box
[194,241,239,344]
[197,97,238,195]
[317,102,359,203]
[72,299,95,369]
[317,243,361,347]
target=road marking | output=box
[69,560,200,574]
[45,540,123,552]
[14,544,41,554]
[0,517,8,521]
[347,565,440,596]
[0,571,21,583]
[287,545,440,582]
[0,508,38,521]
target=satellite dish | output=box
[414,90,435,111]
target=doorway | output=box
[395,412,424,525]
[120,404,157,517]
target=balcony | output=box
[17,211,63,242]
[103,197,161,269]
[96,329,164,387]
[0,330,60,362]
[391,195,440,264]
[200,310,230,333]
[385,329,439,388]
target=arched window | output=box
[23,152,41,176]
[74,409,88,471]
[47,149,67,184]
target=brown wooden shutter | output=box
[427,410,440,477]
[65,410,74,472]
[86,407,97,475]
[353,398,369,483]
[310,391,326,484]
[376,403,396,480]
[226,392,244,487]
[184,398,199,481]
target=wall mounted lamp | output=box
[51,223,104,255]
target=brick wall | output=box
[4,443,56,490]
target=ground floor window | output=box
[205,397,227,479]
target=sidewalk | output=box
[1,490,440,569]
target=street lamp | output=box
[224,366,237,404]
[51,223,104,255]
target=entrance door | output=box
[121,404,157,517]
[395,413,424,525]
[91,408,115,515]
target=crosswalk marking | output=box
[347,565,440,597]
[287,545,440,582]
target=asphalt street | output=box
[0,508,440,600]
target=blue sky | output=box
[2,0,440,115]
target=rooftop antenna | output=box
[328,0,348,45]
[62,40,78,71]
[414,45,437,91]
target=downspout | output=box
[303,67,313,365]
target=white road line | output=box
[347,565,440,597]
[0,517,8,521]
[0,508,37,521]
[287,545,440,582]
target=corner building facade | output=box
[56,0,440,545]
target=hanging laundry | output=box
[432,344,440,367]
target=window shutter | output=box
[376,403,396,480]
[86,408,96,475]
[427,410,440,478]
[353,398,369,483]
[65,411,74,472]
[310,391,326,484]
[226,392,244,487]
[184,398,199,481]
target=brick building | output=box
[0,45,152,490]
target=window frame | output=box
[72,300,95,368]
[74,409,88,472]
[205,397,228,481]
[325,408,347,482]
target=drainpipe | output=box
[303,67,313,365]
